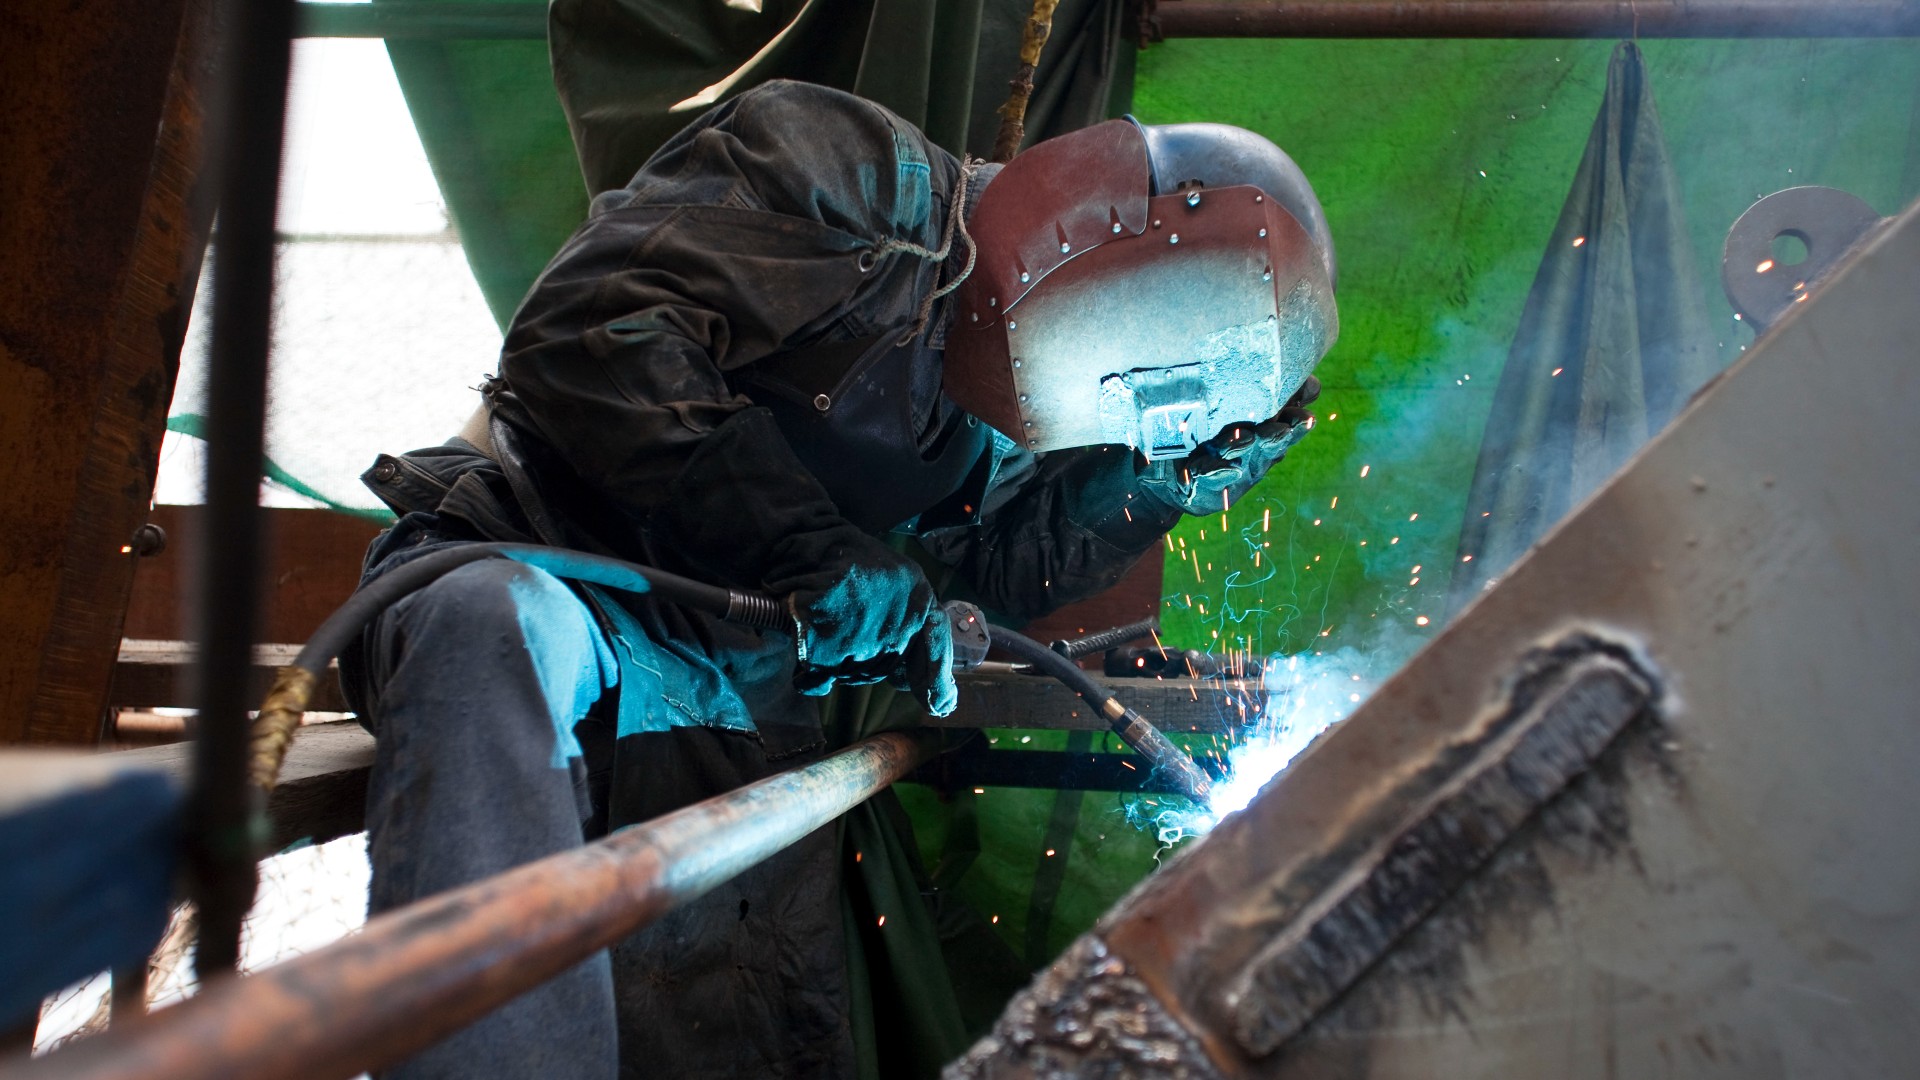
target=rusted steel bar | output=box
[1153,1,1920,39]
[16,732,937,1080]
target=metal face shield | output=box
[945,120,1338,458]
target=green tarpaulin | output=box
[355,10,1920,1067]
[1447,42,1718,612]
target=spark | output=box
[1412,565,1422,573]
[1359,464,1370,478]
[1573,236,1586,247]
[1462,554,1474,563]
[1409,513,1418,521]
[1313,518,1322,526]
[973,788,985,794]
[1165,535,1174,551]
[1125,507,1133,522]
[1350,693,1360,702]
[855,851,863,862]
[1330,496,1338,509]
[1552,367,1564,376]
[1410,577,1420,586]
[1263,507,1270,532]
[1756,258,1775,274]
[1045,849,1056,857]
[1021,735,1031,744]
[1391,536,1400,544]
[1416,616,1431,626]
[878,916,886,927]
[1327,412,1337,421]
[992,915,999,924]
[119,545,132,554]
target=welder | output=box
[342,79,1335,1079]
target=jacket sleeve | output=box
[496,83,948,589]
[916,445,1181,622]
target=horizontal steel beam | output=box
[1151,0,1920,39]
[15,731,937,1080]
[294,0,1920,40]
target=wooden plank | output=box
[110,640,352,713]
[113,721,374,852]
[0,0,217,745]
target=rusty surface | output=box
[1153,0,1920,39]
[960,199,1920,1075]
[945,936,1223,1079]
[0,0,218,745]
[122,505,385,645]
[17,731,937,1080]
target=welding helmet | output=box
[946,119,1337,459]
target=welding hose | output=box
[248,542,1211,805]
[247,544,788,795]
[987,629,1214,800]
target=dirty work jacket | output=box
[357,79,1180,1077]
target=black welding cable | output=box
[987,627,1215,801]
[250,544,1211,804]
[250,544,789,796]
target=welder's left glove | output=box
[1137,376,1319,515]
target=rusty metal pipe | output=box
[12,731,938,1080]
[1153,1,1920,39]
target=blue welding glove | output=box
[1137,376,1319,516]
[770,527,958,716]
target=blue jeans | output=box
[350,555,621,1079]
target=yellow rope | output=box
[248,666,317,793]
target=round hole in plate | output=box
[1771,230,1810,267]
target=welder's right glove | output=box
[766,527,958,716]
[1136,376,1319,516]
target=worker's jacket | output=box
[355,80,1177,1077]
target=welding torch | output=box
[245,543,1213,817]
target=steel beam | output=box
[0,0,216,746]
[1151,0,1920,39]
[292,0,1920,40]
[953,199,1920,1077]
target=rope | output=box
[878,155,984,346]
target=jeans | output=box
[349,555,621,1079]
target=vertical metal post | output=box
[185,0,298,978]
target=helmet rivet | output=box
[1258,228,1268,238]
[1262,268,1273,281]
[1019,271,1030,283]
[1060,241,1070,253]
[1012,359,1022,368]
[1007,321,1016,330]
[1024,420,1033,428]
[1151,219,1162,229]
[1255,194,1264,203]
[1169,234,1180,245]
[813,394,832,411]
[1018,393,1029,403]
[989,297,998,307]
[970,311,980,322]
[1028,439,1038,447]
[1185,190,1201,207]
[1111,222,1122,234]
